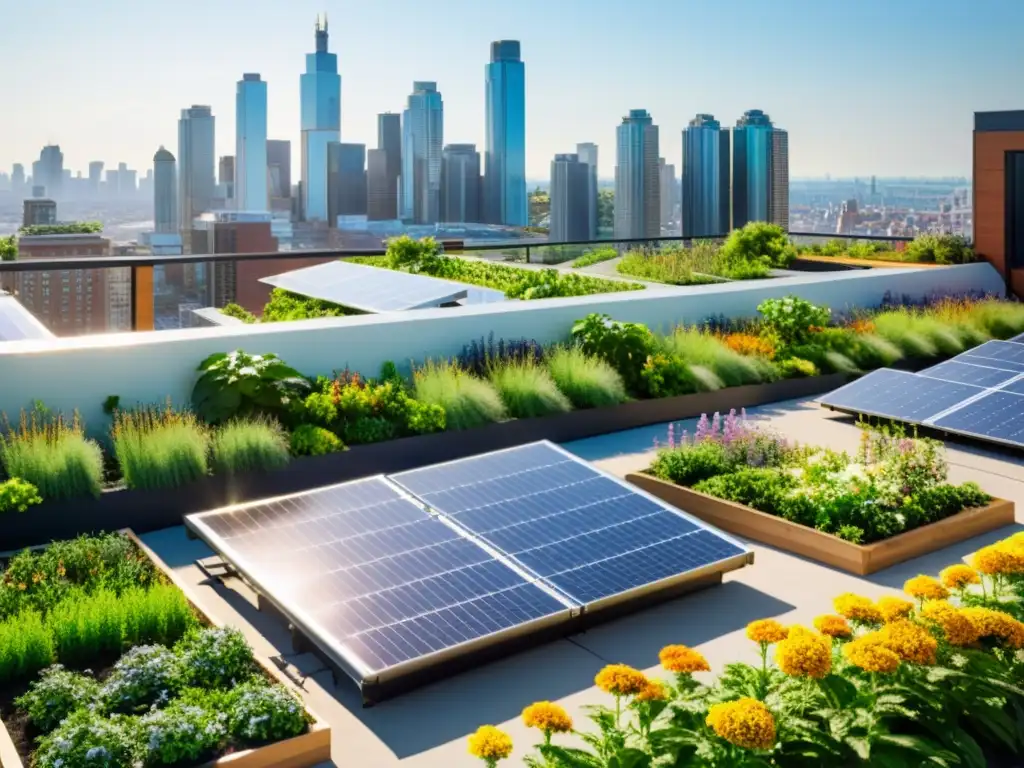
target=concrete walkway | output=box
[141,396,1024,767]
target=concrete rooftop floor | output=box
[140,396,1024,768]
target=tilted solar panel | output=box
[962,340,1024,367]
[817,369,985,423]
[929,390,1024,447]
[919,360,1020,388]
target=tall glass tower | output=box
[484,40,527,227]
[300,14,341,222]
[235,74,268,212]
[732,109,774,228]
[401,81,444,224]
[576,143,598,238]
[177,105,215,233]
[682,114,731,237]
[153,147,177,234]
[614,109,660,240]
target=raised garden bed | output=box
[0,374,847,553]
[626,473,1016,575]
[0,531,331,768]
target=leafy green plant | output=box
[777,356,818,378]
[34,709,139,768]
[0,610,53,684]
[546,346,627,409]
[19,221,102,236]
[571,246,619,268]
[720,221,797,268]
[640,353,703,397]
[0,234,16,261]
[137,699,227,766]
[571,313,656,395]
[99,644,183,713]
[112,404,209,490]
[220,302,258,323]
[288,423,344,456]
[176,626,257,689]
[210,416,290,476]
[488,359,572,419]
[413,361,506,430]
[260,288,356,322]
[191,350,311,425]
[615,243,728,285]
[227,681,310,742]
[661,328,773,387]
[0,408,104,500]
[0,477,42,513]
[16,664,100,732]
[757,295,832,347]
[904,233,975,264]
[650,440,730,486]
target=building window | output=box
[1009,152,1024,270]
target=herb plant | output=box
[111,404,209,490]
[0,477,42,513]
[15,664,100,732]
[288,423,344,456]
[191,350,311,425]
[210,416,290,476]
[545,346,627,409]
[227,681,309,741]
[33,709,139,768]
[99,644,183,713]
[137,701,227,765]
[175,626,257,689]
[488,359,572,419]
[571,313,656,395]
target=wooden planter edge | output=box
[625,473,1016,576]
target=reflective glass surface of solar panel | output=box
[998,377,1024,396]
[951,353,1024,374]
[1011,333,1024,344]
[919,360,1020,388]
[962,340,1024,367]
[260,260,469,312]
[930,391,1024,446]
[817,369,984,422]
[188,476,569,675]
[0,296,52,341]
[390,443,748,605]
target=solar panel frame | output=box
[185,475,576,691]
[389,441,754,614]
[259,260,471,313]
[816,369,986,423]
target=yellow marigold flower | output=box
[636,679,668,702]
[814,614,852,639]
[746,619,789,645]
[594,664,649,697]
[705,698,776,751]
[843,634,901,674]
[939,564,980,590]
[522,701,572,734]
[659,645,711,674]
[921,600,981,647]
[467,725,513,763]
[833,593,883,624]
[876,596,915,623]
[774,626,832,679]
[878,620,938,665]
[903,575,949,601]
[971,545,1021,576]
[961,607,1024,650]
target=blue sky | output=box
[3,0,1021,180]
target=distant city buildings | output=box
[401,81,444,224]
[177,105,216,233]
[22,198,56,227]
[153,147,177,234]
[549,153,590,242]
[732,109,789,230]
[235,73,269,212]
[266,140,291,200]
[440,144,481,223]
[614,109,660,240]
[300,14,341,222]
[32,145,64,200]
[576,143,599,238]
[659,158,677,230]
[366,149,392,221]
[681,113,730,237]
[327,142,367,223]
[484,40,527,226]
[376,113,402,220]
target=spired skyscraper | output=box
[484,40,527,227]
[681,114,731,238]
[732,109,789,230]
[300,14,341,222]
[153,147,177,234]
[235,74,268,212]
[401,81,444,224]
[614,110,660,240]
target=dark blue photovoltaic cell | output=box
[999,377,1024,396]
[965,340,1024,367]
[930,390,1024,446]
[953,354,1024,374]
[1011,333,1024,344]
[391,443,747,605]
[818,369,984,421]
[919,360,1020,388]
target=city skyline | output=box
[3,0,1019,180]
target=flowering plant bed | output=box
[625,414,1013,575]
[0,531,330,768]
[467,531,1024,766]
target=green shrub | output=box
[16,664,100,733]
[414,361,506,430]
[903,233,974,264]
[0,409,104,500]
[639,354,702,397]
[777,357,819,378]
[220,303,257,323]
[649,441,730,486]
[137,699,227,765]
[0,610,53,684]
[719,222,797,268]
[289,423,344,456]
[228,682,310,742]
[211,417,290,476]
[963,299,1024,339]
[488,360,572,419]
[693,468,797,512]
[757,296,831,347]
[261,287,356,322]
[571,246,619,268]
[112,405,209,490]
[661,328,772,386]
[546,347,627,409]
[100,644,183,713]
[0,477,42,513]
[571,313,656,395]
[34,709,139,768]
[191,350,311,425]
[176,626,257,689]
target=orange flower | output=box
[720,332,777,360]
[636,679,668,702]
[939,564,980,590]
[706,698,776,750]
[746,619,789,645]
[659,645,711,674]
[843,633,901,673]
[878,620,938,665]
[876,596,914,623]
[921,600,980,647]
[814,615,853,639]
[834,593,883,624]
[594,664,649,697]
[961,607,1024,649]
[522,702,572,734]
[973,544,1024,575]
[903,575,948,601]
[774,627,833,679]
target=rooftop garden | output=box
[1,236,15,262]
[468,528,1024,766]
[17,221,104,237]
[799,233,975,265]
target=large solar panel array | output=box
[260,260,471,313]
[187,442,751,696]
[0,295,53,341]
[818,337,1024,449]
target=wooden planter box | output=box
[0,532,332,768]
[626,473,1016,576]
[1,373,849,553]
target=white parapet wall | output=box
[0,263,1007,431]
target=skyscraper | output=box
[177,105,216,233]
[550,153,590,242]
[11,164,25,198]
[366,149,392,221]
[218,156,235,202]
[88,162,104,198]
[484,40,527,227]
[377,113,402,219]
[732,109,788,229]
[300,14,341,222]
[441,144,481,223]
[153,147,177,234]
[682,113,731,237]
[327,142,367,223]
[576,143,599,238]
[401,81,444,224]
[659,159,677,230]
[266,140,292,199]
[235,73,268,212]
[614,109,660,239]
[33,145,64,199]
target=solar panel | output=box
[952,353,1024,374]
[919,360,1020,388]
[187,476,573,686]
[0,295,53,341]
[390,442,751,607]
[1011,333,1024,344]
[260,260,470,313]
[962,340,1024,367]
[929,390,1024,446]
[817,369,984,422]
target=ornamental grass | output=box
[111,403,210,491]
[477,529,1024,767]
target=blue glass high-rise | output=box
[484,40,527,227]
[300,14,341,222]
[682,114,730,237]
[732,110,773,228]
[235,73,268,212]
[401,82,444,224]
[614,109,660,239]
